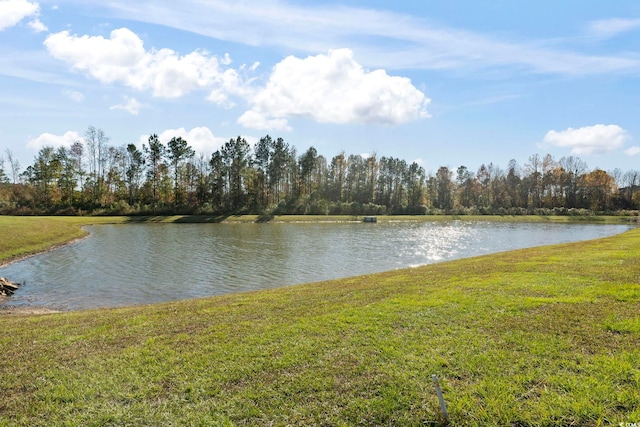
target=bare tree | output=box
[621,169,640,208]
[525,154,542,208]
[84,126,110,205]
[5,149,20,184]
[559,156,587,208]
[0,155,5,183]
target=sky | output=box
[1,0,639,176]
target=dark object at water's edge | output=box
[0,277,20,296]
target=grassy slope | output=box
[0,216,639,425]
[0,216,129,265]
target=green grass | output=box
[0,216,639,425]
[0,216,129,264]
[141,213,634,224]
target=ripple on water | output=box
[0,221,632,310]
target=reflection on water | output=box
[0,221,631,311]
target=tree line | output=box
[1,126,639,216]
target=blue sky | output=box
[1,0,639,176]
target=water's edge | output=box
[0,222,632,312]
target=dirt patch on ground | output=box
[0,304,61,315]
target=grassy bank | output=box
[0,216,130,266]
[137,213,635,224]
[0,216,639,425]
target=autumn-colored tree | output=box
[579,169,617,211]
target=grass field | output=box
[0,215,639,425]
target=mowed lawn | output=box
[0,216,639,426]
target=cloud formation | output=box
[138,127,226,156]
[0,0,39,30]
[63,89,85,103]
[589,18,640,39]
[27,127,229,157]
[237,110,291,132]
[44,27,430,131]
[96,0,640,76]
[240,49,430,130]
[27,17,45,32]
[543,124,630,156]
[625,146,640,156]
[44,28,243,102]
[110,96,143,115]
[27,130,80,151]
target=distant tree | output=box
[209,150,226,209]
[55,146,77,207]
[67,142,85,206]
[387,157,407,209]
[579,169,616,211]
[29,146,61,208]
[193,154,210,206]
[489,165,507,210]
[313,155,328,200]
[0,155,6,184]
[221,136,251,211]
[505,159,522,208]
[144,134,165,208]
[364,154,378,204]
[328,152,347,203]
[456,165,476,208]
[285,146,298,202]
[104,146,125,206]
[476,164,493,208]
[435,166,454,210]
[559,156,587,209]
[405,161,425,209]
[125,144,145,206]
[345,154,366,203]
[254,135,272,207]
[5,149,20,184]
[10,124,640,216]
[621,169,640,208]
[376,157,393,206]
[610,168,624,188]
[84,126,109,206]
[269,137,290,205]
[299,146,318,198]
[167,136,195,207]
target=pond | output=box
[0,221,632,311]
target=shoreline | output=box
[2,226,639,424]
[0,217,634,315]
[0,234,89,270]
[0,231,90,314]
[0,304,61,315]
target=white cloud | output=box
[110,96,143,115]
[237,110,291,132]
[62,89,84,102]
[625,146,640,156]
[27,17,45,32]
[0,0,39,31]
[241,49,430,131]
[138,127,226,156]
[96,0,640,76]
[44,27,245,101]
[542,124,630,156]
[27,130,80,151]
[589,18,640,39]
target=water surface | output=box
[0,221,631,311]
